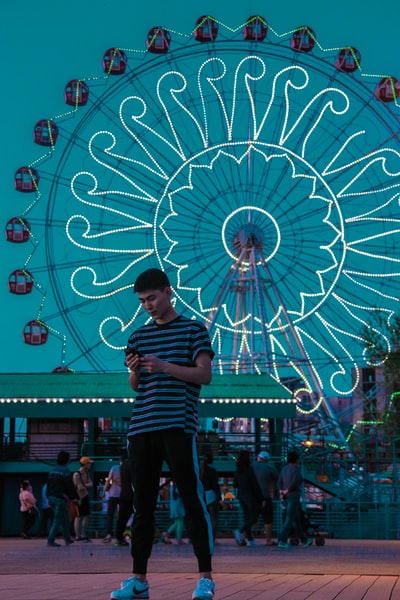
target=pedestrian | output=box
[115,451,134,547]
[39,481,53,537]
[277,450,312,549]
[19,479,38,539]
[200,453,221,542]
[103,456,123,543]
[233,449,263,547]
[161,482,186,545]
[46,450,78,547]
[252,450,278,545]
[73,456,94,542]
[110,267,215,600]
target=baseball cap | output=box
[258,451,270,461]
[80,456,94,465]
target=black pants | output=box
[116,498,133,542]
[21,510,36,536]
[238,495,259,541]
[128,429,213,575]
[39,507,53,536]
[259,497,274,525]
[106,496,120,535]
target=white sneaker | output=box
[103,534,112,543]
[192,577,215,599]
[110,576,149,599]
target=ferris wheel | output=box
[9,16,400,443]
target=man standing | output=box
[103,457,122,543]
[115,451,134,547]
[73,456,94,542]
[252,451,278,545]
[110,268,215,600]
[47,451,77,547]
[39,481,53,537]
[277,450,312,549]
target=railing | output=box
[1,432,285,464]
[2,432,400,506]
[86,499,400,541]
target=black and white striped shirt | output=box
[126,315,214,436]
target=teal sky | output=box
[1,0,399,377]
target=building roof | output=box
[0,372,295,418]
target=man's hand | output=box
[139,355,165,373]
[125,352,141,372]
[128,350,211,388]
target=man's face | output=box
[138,287,172,322]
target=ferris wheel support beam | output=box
[248,246,273,367]
[256,251,352,454]
[205,252,251,370]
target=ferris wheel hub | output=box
[233,223,264,256]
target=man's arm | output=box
[127,350,212,389]
[126,353,142,391]
[102,469,113,497]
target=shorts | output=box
[260,497,274,524]
[77,495,90,517]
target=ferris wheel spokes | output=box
[204,215,351,450]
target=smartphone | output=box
[124,347,142,366]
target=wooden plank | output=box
[362,576,399,600]
[268,574,345,600]
[226,574,311,599]
[303,575,374,600]
[391,577,400,600]
[281,575,350,599]
[332,575,382,600]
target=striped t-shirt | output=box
[126,315,214,437]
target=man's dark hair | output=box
[287,450,300,464]
[133,268,170,293]
[57,451,70,465]
[236,449,251,473]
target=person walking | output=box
[200,454,221,542]
[73,456,94,542]
[160,482,186,545]
[277,450,312,549]
[46,450,78,547]
[233,449,264,547]
[252,450,278,545]
[39,481,53,537]
[110,268,215,600]
[103,456,122,543]
[19,480,38,539]
[115,452,134,547]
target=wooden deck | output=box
[3,571,400,600]
[1,538,400,599]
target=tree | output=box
[361,310,400,445]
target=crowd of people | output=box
[19,446,312,552]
